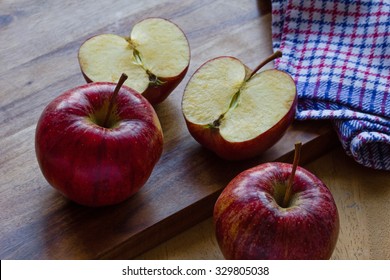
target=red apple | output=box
[78,17,190,105]
[182,51,297,160]
[35,74,163,207]
[214,143,339,259]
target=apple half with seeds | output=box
[182,51,297,160]
[78,18,190,105]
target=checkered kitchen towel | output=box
[272,0,390,170]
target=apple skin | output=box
[35,82,163,207]
[81,65,189,105]
[141,66,189,105]
[184,102,296,161]
[214,162,340,259]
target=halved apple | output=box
[78,18,190,104]
[182,52,297,160]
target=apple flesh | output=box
[35,80,163,207]
[182,54,297,160]
[214,161,340,259]
[78,17,190,104]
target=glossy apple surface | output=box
[35,82,163,207]
[78,17,190,104]
[214,162,339,259]
[182,54,297,160]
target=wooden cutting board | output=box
[0,0,338,259]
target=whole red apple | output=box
[214,144,339,259]
[35,75,163,207]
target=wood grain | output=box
[0,0,338,259]
[137,147,390,260]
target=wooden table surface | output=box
[2,0,387,260]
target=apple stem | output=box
[103,73,128,128]
[282,142,302,208]
[247,50,282,80]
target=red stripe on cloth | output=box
[335,4,362,103]
[294,21,315,87]
[312,1,339,99]
[358,1,383,109]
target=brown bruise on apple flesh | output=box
[183,57,296,143]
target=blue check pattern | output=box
[272,0,390,170]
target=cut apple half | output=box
[182,53,297,160]
[78,18,190,104]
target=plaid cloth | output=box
[271,0,390,170]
